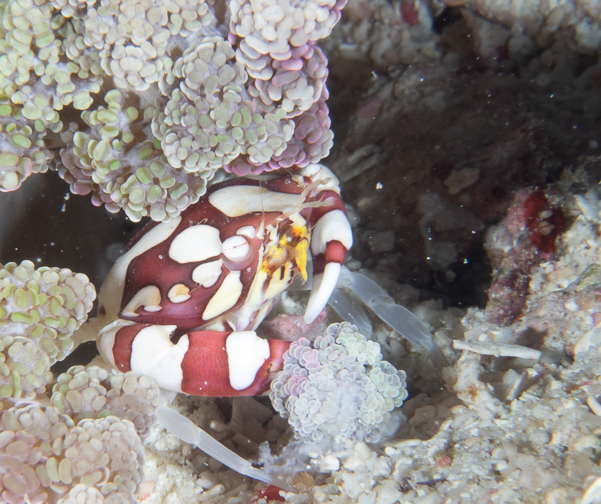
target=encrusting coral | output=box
[484,189,566,326]
[0,0,342,222]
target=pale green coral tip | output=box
[160,176,175,189]
[0,152,19,167]
[101,125,119,139]
[137,147,153,160]
[22,105,42,120]
[97,110,117,124]
[150,161,165,177]
[12,134,31,148]
[73,91,93,110]
[136,167,151,184]
[105,89,122,103]
[126,107,138,121]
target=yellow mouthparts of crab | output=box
[261,225,309,281]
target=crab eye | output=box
[222,235,251,262]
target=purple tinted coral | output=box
[51,366,163,438]
[248,43,328,117]
[0,0,344,222]
[269,322,408,447]
[267,96,333,170]
[0,404,144,504]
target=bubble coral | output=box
[58,88,207,222]
[246,43,328,117]
[51,366,162,438]
[270,322,408,447]
[152,37,296,175]
[0,0,344,222]
[224,91,333,175]
[0,96,54,192]
[0,257,152,503]
[55,0,218,92]
[0,0,102,191]
[0,403,145,504]
[0,260,95,402]
[229,0,347,68]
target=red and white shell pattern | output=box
[96,164,353,397]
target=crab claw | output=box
[304,207,353,324]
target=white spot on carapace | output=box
[209,186,302,217]
[98,217,182,322]
[225,331,270,390]
[167,283,191,303]
[310,209,353,255]
[192,260,223,288]
[169,225,222,264]
[97,319,136,368]
[222,235,250,262]
[130,325,187,392]
[202,270,243,320]
[236,225,256,239]
[122,285,162,317]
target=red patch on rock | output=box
[401,1,419,26]
[523,190,566,254]
[252,485,286,502]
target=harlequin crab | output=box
[88,163,441,491]
[95,163,353,398]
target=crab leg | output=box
[155,404,294,492]
[97,321,289,396]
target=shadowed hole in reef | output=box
[52,340,99,375]
[433,7,463,34]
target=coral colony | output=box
[0,0,339,222]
